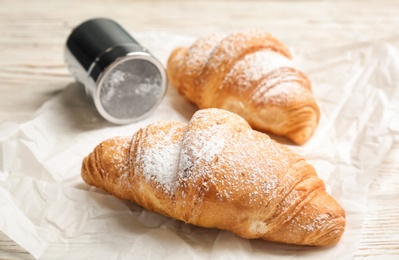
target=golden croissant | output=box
[82,108,345,246]
[167,30,320,145]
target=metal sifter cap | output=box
[65,18,167,124]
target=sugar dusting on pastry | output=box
[133,121,185,194]
[167,30,319,144]
[140,139,181,193]
[184,34,225,76]
[82,108,345,246]
[133,108,290,207]
[127,108,341,241]
[222,50,297,90]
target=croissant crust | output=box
[167,30,320,144]
[82,108,345,246]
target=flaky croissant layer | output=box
[167,30,320,144]
[82,108,345,246]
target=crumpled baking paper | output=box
[1,32,399,259]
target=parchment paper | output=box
[1,32,399,259]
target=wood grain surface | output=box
[1,0,398,259]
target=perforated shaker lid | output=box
[65,18,167,124]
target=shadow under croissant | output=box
[168,85,198,121]
[252,127,297,146]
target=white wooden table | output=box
[1,0,398,259]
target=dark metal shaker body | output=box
[65,18,167,124]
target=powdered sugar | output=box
[134,76,163,98]
[264,81,305,105]
[207,31,254,70]
[134,122,185,193]
[176,31,310,111]
[292,206,337,234]
[202,30,290,71]
[178,124,226,180]
[101,70,127,104]
[159,109,292,209]
[216,129,290,206]
[223,50,297,90]
[141,141,181,193]
[184,34,225,76]
[132,109,296,211]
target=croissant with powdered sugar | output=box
[167,30,320,144]
[82,108,345,246]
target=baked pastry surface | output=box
[167,30,320,144]
[82,108,345,246]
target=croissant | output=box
[82,108,345,246]
[167,30,320,144]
